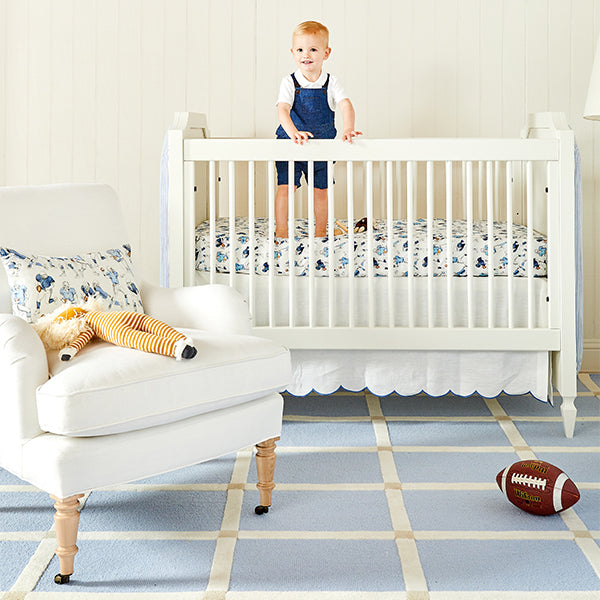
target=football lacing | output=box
[511,472,547,490]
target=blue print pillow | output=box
[0,244,143,323]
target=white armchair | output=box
[0,184,291,584]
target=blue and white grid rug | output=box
[1,374,599,599]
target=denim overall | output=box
[276,73,336,189]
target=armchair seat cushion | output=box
[36,329,290,437]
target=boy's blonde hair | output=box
[293,21,329,45]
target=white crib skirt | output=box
[287,349,549,402]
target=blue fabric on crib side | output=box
[159,130,170,288]
[574,140,583,372]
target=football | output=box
[496,460,580,515]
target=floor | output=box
[0,373,599,599]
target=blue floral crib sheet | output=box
[195,217,547,278]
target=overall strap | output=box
[321,73,330,89]
[290,73,301,88]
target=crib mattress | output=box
[195,217,547,278]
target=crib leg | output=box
[51,494,84,584]
[254,436,279,514]
[560,396,577,438]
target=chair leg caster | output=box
[54,573,70,584]
[255,505,269,515]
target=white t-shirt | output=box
[276,70,348,112]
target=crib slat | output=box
[328,160,335,328]
[267,160,275,327]
[209,160,216,284]
[228,161,236,290]
[407,161,415,327]
[486,160,495,328]
[478,161,484,220]
[466,161,474,328]
[462,161,467,215]
[445,161,453,328]
[395,161,402,219]
[379,161,385,218]
[248,161,255,326]
[526,160,534,328]
[427,161,434,328]
[347,162,355,328]
[308,160,315,327]
[288,161,295,327]
[494,160,500,218]
[386,161,394,327]
[366,160,375,328]
[506,161,514,328]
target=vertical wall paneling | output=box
[366,0,391,138]
[255,0,278,137]
[412,0,436,137]
[186,0,209,118]
[162,0,189,273]
[479,1,503,136]
[72,0,96,183]
[595,4,600,354]
[0,0,6,185]
[164,0,187,129]
[434,0,458,137]
[50,0,74,184]
[139,1,165,273]
[5,0,28,185]
[548,0,571,114]
[95,0,119,188]
[1,0,599,365]
[389,0,413,138]
[502,0,526,136]
[27,0,51,185]
[231,0,256,137]
[118,0,142,257]
[524,0,549,114]
[343,0,369,136]
[574,0,599,356]
[456,0,480,137]
[208,0,233,136]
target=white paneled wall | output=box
[1,0,599,369]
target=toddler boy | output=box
[275,21,361,238]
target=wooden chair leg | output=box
[254,436,279,514]
[50,494,84,584]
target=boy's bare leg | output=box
[314,188,328,237]
[275,184,296,238]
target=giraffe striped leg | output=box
[59,327,95,361]
[85,311,194,359]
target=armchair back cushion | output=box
[0,184,131,314]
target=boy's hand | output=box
[342,129,363,143]
[292,131,314,144]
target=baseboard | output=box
[581,339,600,373]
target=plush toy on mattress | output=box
[32,301,197,361]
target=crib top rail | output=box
[182,137,559,163]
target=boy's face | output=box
[290,33,331,82]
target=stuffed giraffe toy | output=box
[33,304,197,361]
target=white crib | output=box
[163,112,578,437]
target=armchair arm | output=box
[0,314,48,474]
[140,282,252,335]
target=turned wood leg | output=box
[254,436,279,514]
[50,494,84,584]
[560,396,577,438]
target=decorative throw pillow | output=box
[0,244,144,323]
